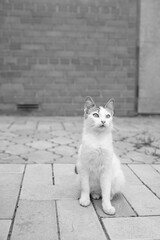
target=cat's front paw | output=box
[102,203,115,215]
[79,197,91,207]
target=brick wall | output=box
[0,0,138,116]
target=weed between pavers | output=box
[134,135,155,149]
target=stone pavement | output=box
[0,116,160,240]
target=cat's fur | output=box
[76,97,125,215]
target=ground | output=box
[0,116,160,240]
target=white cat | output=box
[76,96,125,215]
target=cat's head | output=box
[83,96,114,133]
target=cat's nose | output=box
[101,120,105,124]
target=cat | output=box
[76,96,125,215]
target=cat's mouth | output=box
[99,124,106,128]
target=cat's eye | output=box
[93,113,99,118]
[106,114,111,118]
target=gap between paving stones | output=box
[7,165,26,240]
[127,164,160,200]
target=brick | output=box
[57,200,107,240]
[11,200,58,240]
[0,0,138,116]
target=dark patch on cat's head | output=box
[84,96,115,118]
[84,96,100,118]
[105,98,114,115]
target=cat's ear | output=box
[105,98,115,114]
[84,96,96,113]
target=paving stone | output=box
[120,156,133,164]
[0,131,17,140]
[68,142,79,149]
[53,164,80,199]
[11,200,58,240]
[20,164,53,200]
[25,120,37,131]
[93,193,136,218]
[57,200,107,240]
[21,164,79,200]
[51,130,69,137]
[63,122,75,131]
[0,122,12,130]
[5,144,32,156]
[122,165,143,185]
[114,141,135,152]
[69,132,81,140]
[123,185,160,216]
[22,164,52,186]
[129,164,160,198]
[0,173,23,187]
[20,185,55,201]
[56,156,77,164]
[26,140,53,150]
[47,140,59,148]
[32,132,51,140]
[0,154,26,164]
[129,164,160,185]
[0,140,10,151]
[0,164,24,173]
[0,185,20,219]
[74,121,83,129]
[124,151,156,163]
[0,220,11,240]
[11,137,33,145]
[12,130,34,137]
[54,145,76,157]
[37,122,51,131]
[51,122,64,130]
[52,153,62,161]
[52,137,73,145]
[153,164,160,173]
[102,216,160,240]
[27,151,54,163]
[10,122,27,131]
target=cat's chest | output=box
[88,146,110,160]
[80,133,113,164]
[87,147,112,174]
[81,144,112,164]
